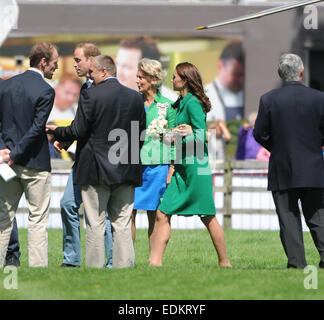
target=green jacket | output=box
[175,92,208,165]
[140,91,176,165]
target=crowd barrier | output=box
[15,159,310,231]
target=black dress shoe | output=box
[60,263,80,268]
[5,255,20,267]
[287,263,306,269]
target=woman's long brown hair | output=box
[173,62,211,113]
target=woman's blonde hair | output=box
[137,58,166,89]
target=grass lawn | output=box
[0,228,323,300]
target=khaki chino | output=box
[0,165,50,267]
[81,182,135,268]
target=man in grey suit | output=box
[254,53,324,269]
[0,42,59,267]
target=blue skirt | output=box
[134,165,169,211]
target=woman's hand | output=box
[173,124,193,137]
[166,165,175,185]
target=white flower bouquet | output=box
[147,116,170,140]
[146,102,172,140]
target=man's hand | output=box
[0,149,14,166]
[6,157,14,166]
[53,141,63,153]
[46,124,58,134]
[0,148,10,163]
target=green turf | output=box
[0,228,323,300]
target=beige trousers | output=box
[0,165,51,268]
[81,182,135,268]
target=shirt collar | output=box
[28,67,44,79]
[85,79,93,88]
[103,76,118,82]
[283,80,304,87]
[89,77,118,87]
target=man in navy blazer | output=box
[254,53,324,269]
[0,42,59,267]
[47,55,146,268]
[0,78,21,267]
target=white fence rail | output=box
[15,159,310,231]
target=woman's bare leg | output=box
[147,210,156,251]
[149,210,171,266]
[201,215,232,267]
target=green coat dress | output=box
[158,92,216,216]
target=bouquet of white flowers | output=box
[147,102,172,140]
[147,116,170,140]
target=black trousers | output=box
[6,217,21,260]
[272,188,324,268]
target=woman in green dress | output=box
[149,62,231,267]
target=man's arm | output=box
[0,115,6,150]
[253,97,272,152]
[320,97,324,147]
[10,88,55,163]
[52,90,92,142]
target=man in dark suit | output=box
[47,55,146,268]
[254,53,324,269]
[0,42,58,267]
[0,78,21,267]
[53,43,113,268]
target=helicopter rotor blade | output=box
[195,0,323,30]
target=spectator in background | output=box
[235,111,261,160]
[205,41,244,123]
[205,41,244,162]
[48,73,82,160]
[48,73,82,122]
[116,35,178,102]
[207,119,231,163]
